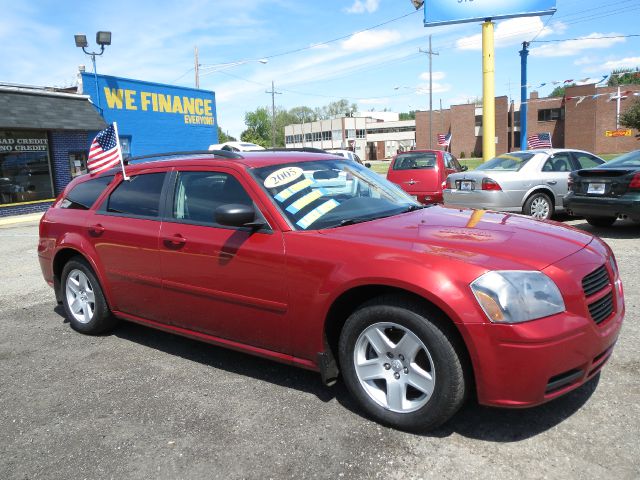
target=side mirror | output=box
[365,162,372,168]
[215,204,264,229]
[460,165,468,171]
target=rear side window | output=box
[106,172,166,218]
[574,153,604,169]
[477,153,534,171]
[60,175,114,210]
[393,153,437,170]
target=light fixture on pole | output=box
[74,31,112,110]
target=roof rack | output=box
[264,147,330,154]
[127,150,244,163]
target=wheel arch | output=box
[52,247,111,307]
[521,186,556,208]
[322,285,475,391]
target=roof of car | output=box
[122,150,343,174]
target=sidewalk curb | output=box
[0,212,44,227]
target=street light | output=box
[74,31,112,110]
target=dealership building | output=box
[0,73,218,217]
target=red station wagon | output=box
[38,150,624,431]
[387,149,467,204]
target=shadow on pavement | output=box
[565,217,640,240]
[78,316,601,442]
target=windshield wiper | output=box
[404,204,428,212]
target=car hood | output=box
[321,205,594,271]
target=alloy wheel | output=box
[353,322,436,413]
[65,269,96,324]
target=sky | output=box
[1,0,639,139]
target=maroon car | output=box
[387,149,467,204]
[38,150,623,431]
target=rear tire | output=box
[523,192,554,220]
[585,216,617,227]
[61,257,118,335]
[338,296,467,432]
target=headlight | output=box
[470,271,565,324]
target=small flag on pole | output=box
[437,132,452,147]
[87,123,128,179]
[527,132,552,149]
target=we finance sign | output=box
[82,73,218,156]
[424,0,556,26]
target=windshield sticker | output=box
[274,178,313,202]
[264,167,303,189]
[286,189,327,214]
[296,199,339,229]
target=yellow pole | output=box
[482,21,495,162]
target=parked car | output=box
[38,150,624,431]
[208,141,265,152]
[565,149,640,226]
[443,149,605,220]
[387,150,467,204]
[325,148,365,165]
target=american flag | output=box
[88,124,122,174]
[527,132,552,149]
[437,132,452,147]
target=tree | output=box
[217,126,236,143]
[620,97,640,131]
[315,99,358,119]
[399,111,416,121]
[607,68,640,87]
[240,107,271,147]
[548,83,576,98]
[289,106,317,124]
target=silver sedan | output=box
[443,149,605,220]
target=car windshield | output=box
[476,153,535,171]
[393,152,437,170]
[604,150,640,168]
[252,159,419,230]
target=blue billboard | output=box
[424,0,556,27]
[81,73,218,158]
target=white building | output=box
[284,114,416,160]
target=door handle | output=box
[163,234,187,248]
[546,181,557,185]
[88,224,105,235]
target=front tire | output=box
[61,257,118,334]
[523,192,554,220]
[585,216,617,227]
[338,296,467,432]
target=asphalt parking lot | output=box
[1,216,638,480]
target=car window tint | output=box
[574,153,604,169]
[173,171,252,224]
[393,153,437,170]
[546,153,572,172]
[450,155,462,170]
[605,150,640,167]
[106,172,166,217]
[61,175,114,210]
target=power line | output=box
[531,34,640,43]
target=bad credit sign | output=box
[424,0,556,27]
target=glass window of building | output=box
[68,151,88,178]
[332,130,343,141]
[0,131,54,205]
[356,129,366,139]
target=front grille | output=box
[582,265,609,296]
[588,291,614,325]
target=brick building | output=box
[0,84,107,217]
[415,83,639,157]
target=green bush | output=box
[459,151,466,158]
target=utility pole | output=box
[266,81,282,147]
[194,46,200,88]
[419,35,439,149]
[519,41,529,151]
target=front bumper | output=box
[462,243,624,407]
[564,193,640,221]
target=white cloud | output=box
[600,57,640,71]
[455,17,564,51]
[530,33,625,58]
[341,29,402,52]
[419,71,446,82]
[358,98,390,105]
[345,0,381,14]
